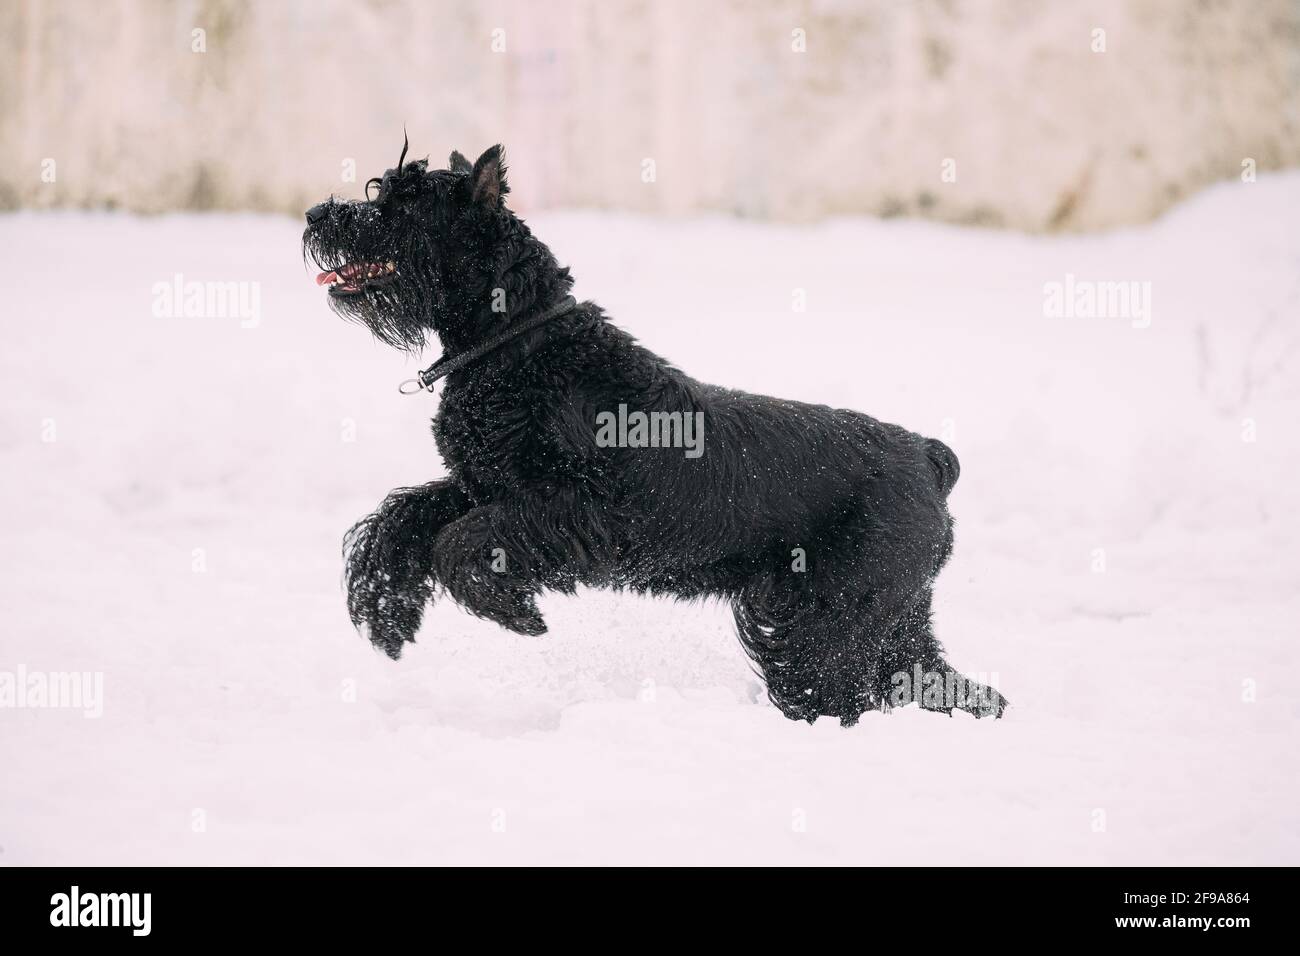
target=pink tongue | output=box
[315,271,337,286]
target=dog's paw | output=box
[350,581,427,658]
[357,619,406,660]
[343,490,448,656]
[502,607,548,636]
[947,680,1008,719]
[970,685,1009,719]
[469,588,548,636]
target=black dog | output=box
[303,140,1006,725]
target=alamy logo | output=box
[50,886,151,936]
[595,404,705,459]
[0,665,102,718]
[151,272,261,328]
[1042,273,1151,328]
[889,665,1001,714]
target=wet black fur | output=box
[304,142,1006,725]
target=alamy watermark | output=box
[889,664,1000,715]
[595,404,705,459]
[151,273,260,328]
[0,665,103,718]
[1043,273,1151,329]
[50,886,151,936]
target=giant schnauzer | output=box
[303,139,1006,725]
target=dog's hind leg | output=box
[735,491,983,726]
[733,566,889,726]
[343,479,472,659]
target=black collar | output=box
[399,295,578,395]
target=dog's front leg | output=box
[431,489,605,636]
[343,479,472,658]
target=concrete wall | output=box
[2,0,1297,230]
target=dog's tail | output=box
[923,438,960,496]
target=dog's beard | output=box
[304,227,439,352]
[326,282,432,352]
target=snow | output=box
[1,175,1298,865]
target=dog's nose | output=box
[305,202,330,226]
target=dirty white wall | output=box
[2,0,1297,230]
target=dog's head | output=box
[302,139,519,351]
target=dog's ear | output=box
[470,145,508,207]
[448,150,472,174]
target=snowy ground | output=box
[2,176,1298,865]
